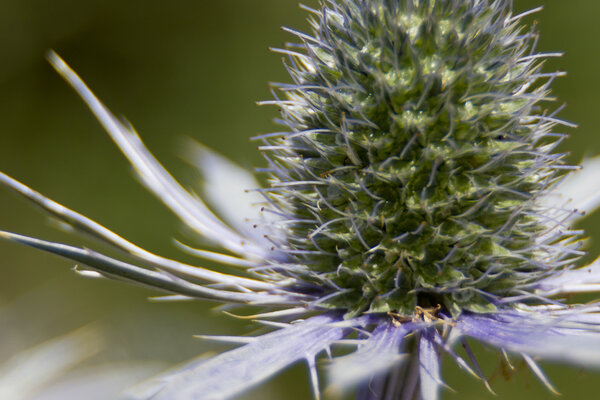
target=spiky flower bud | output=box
[264,0,573,318]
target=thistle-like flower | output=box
[3,0,600,399]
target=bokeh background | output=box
[0,0,599,399]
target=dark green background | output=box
[0,1,599,399]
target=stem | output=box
[355,336,422,400]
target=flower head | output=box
[3,1,600,399]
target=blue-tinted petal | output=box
[328,321,418,391]
[0,171,277,291]
[47,51,269,260]
[456,309,600,367]
[534,258,600,297]
[0,231,287,305]
[184,141,286,252]
[135,313,349,400]
[419,328,442,400]
[521,353,560,395]
[0,326,102,399]
[541,157,600,224]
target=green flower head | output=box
[262,0,575,318]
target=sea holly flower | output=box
[2,0,600,399]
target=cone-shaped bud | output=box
[262,0,577,317]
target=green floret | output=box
[262,0,575,318]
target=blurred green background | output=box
[0,0,599,399]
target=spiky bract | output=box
[262,0,576,317]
